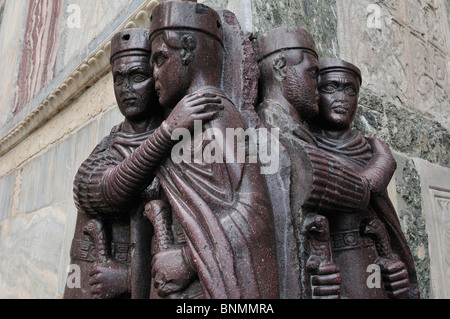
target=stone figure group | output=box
[64,1,419,299]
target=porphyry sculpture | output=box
[255,27,376,299]
[256,27,417,298]
[64,27,224,299]
[309,58,419,298]
[147,1,279,299]
[64,2,420,300]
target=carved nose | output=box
[124,79,133,92]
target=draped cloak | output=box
[312,129,420,299]
[156,87,280,299]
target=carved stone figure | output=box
[256,27,320,145]
[146,1,279,299]
[64,3,421,300]
[64,28,223,299]
[310,57,420,298]
[255,27,383,299]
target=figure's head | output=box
[316,58,362,131]
[149,1,224,108]
[110,28,157,122]
[256,27,320,121]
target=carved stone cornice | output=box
[0,0,163,157]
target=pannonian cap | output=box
[318,58,362,84]
[110,28,151,63]
[256,27,318,62]
[149,1,223,44]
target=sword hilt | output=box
[144,200,174,253]
[83,219,109,264]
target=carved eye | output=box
[320,83,337,93]
[154,54,166,68]
[114,76,124,85]
[345,86,357,96]
[133,74,147,83]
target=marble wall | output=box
[12,0,62,115]
[0,0,448,298]
[0,0,29,127]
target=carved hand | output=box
[151,246,196,298]
[165,93,224,133]
[88,259,130,299]
[310,263,342,299]
[377,257,410,298]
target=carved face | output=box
[151,33,191,110]
[281,51,320,120]
[112,55,155,122]
[317,71,360,130]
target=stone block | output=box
[0,202,67,298]
[59,0,140,70]
[336,0,449,128]
[415,158,450,299]
[252,0,339,57]
[97,105,124,139]
[227,0,253,37]
[0,172,16,221]
[393,153,432,298]
[18,120,99,215]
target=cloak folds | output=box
[313,129,420,299]
[156,87,280,299]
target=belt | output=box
[331,229,373,252]
[71,239,131,263]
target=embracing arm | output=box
[74,93,224,217]
[302,142,371,213]
[359,137,397,195]
[73,121,174,217]
[102,121,173,208]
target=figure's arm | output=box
[74,93,224,217]
[359,137,397,195]
[73,122,174,217]
[102,121,173,208]
[302,142,370,213]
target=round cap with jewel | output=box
[110,28,151,64]
[149,1,223,45]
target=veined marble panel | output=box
[0,0,161,158]
[0,1,29,127]
[12,0,63,115]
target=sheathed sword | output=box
[83,219,109,265]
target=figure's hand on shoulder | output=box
[165,93,224,133]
